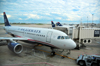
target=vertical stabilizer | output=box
[56,22,62,26]
[3,12,11,26]
[51,21,55,27]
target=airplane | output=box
[51,21,75,35]
[0,12,76,55]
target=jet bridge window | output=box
[57,36,70,39]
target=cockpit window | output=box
[61,36,64,39]
[57,36,70,39]
[65,36,69,39]
[57,36,61,39]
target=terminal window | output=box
[94,30,100,37]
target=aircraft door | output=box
[46,31,52,43]
[24,32,27,37]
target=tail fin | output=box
[51,21,55,27]
[3,12,11,26]
[56,22,62,26]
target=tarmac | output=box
[0,24,100,66]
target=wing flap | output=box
[0,37,28,41]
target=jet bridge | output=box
[72,24,100,49]
[53,27,73,35]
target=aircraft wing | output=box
[0,37,28,41]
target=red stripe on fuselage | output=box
[35,40,57,48]
[15,35,58,48]
[28,39,57,48]
[15,35,22,38]
[28,39,35,41]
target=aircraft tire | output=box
[51,51,55,56]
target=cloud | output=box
[23,14,40,20]
[45,13,50,15]
[7,15,11,18]
[19,18,22,20]
[0,0,100,23]
[0,13,3,17]
[55,17,62,20]
[51,12,61,15]
[0,13,11,18]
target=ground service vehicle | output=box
[76,54,100,66]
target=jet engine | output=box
[8,41,23,54]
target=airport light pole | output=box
[92,14,94,23]
[99,18,100,28]
[99,18,100,24]
[87,16,88,27]
[92,14,94,28]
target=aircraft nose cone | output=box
[71,40,76,49]
[67,39,76,49]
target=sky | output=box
[0,0,100,24]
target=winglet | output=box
[51,21,55,27]
[3,12,11,26]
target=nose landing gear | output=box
[50,47,71,57]
[50,47,56,56]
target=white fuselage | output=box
[4,26,76,49]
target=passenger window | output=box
[57,36,60,39]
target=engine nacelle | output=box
[8,42,23,54]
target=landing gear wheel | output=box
[78,47,80,50]
[51,51,55,56]
[78,60,86,66]
[50,47,55,56]
[66,50,70,55]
